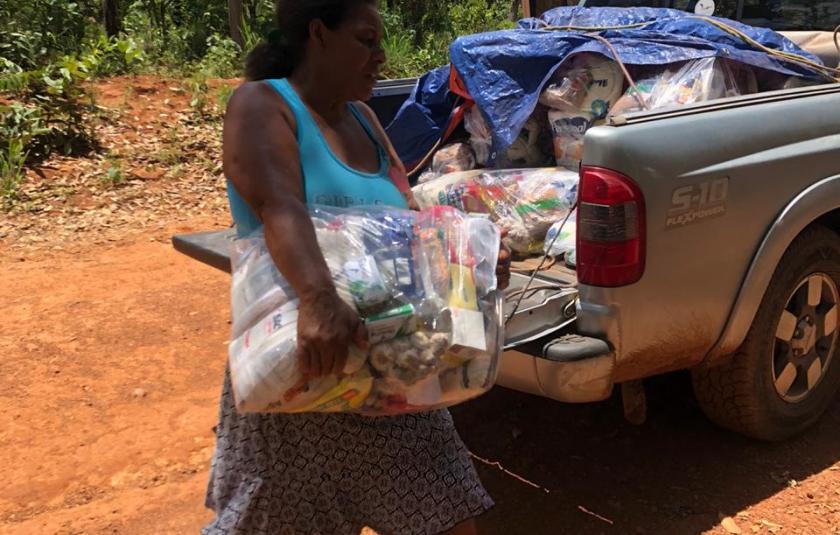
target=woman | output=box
[205,1,511,534]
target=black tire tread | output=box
[692,225,840,441]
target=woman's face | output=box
[318,3,386,101]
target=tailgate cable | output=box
[505,202,578,326]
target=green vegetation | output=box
[0,0,517,203]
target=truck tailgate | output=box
[171,229,580,349]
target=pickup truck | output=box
[173,14,840,443]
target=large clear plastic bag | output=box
[610,58,757,115]
[418,142,477,185]
[228,205,503,416]
[412,167,578,254]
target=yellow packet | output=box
[449,264,478,310]
[289,373,374,413]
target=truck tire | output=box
[692,226,840,441]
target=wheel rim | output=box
[773,273,839,403]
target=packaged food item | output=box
[412,167,579,254]
[609,70,671,115]
[539,67,593,111]
[230,236,296,339]
[228,205,503,415]
[548,110,594,169]
[432,142,476,175]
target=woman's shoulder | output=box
[352,100,380,125]
[227,80,296,130]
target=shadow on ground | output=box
[450,372,840,534]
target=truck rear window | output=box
[581,0,840,31]
[741,1,840,32]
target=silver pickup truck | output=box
[173,26,840,444]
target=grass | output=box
[1,139,28,202]
[100,152,126,188]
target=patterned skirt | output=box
[203,370,494,535]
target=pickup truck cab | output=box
[174,5,840,442]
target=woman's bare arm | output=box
[224,82,365,376]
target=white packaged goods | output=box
[548,110,594,169]
[541,53,624,168]
[228,205,503,415]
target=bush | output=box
[79,34,147,78]
[197,35,242,79]
[1,56,97,163]
[381,0,516,79]
[0,0,93,70]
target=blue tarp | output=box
[386,6,826,168]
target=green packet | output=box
[365,304,417,345]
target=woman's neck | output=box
[289,65,348,125]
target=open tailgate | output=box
[171,229,580,349]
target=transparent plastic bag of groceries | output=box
[412,167,578,255]
[418,142,477,185]
[228,205,504,416]
[610,58,756,115]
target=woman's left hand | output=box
[497,230,512,290]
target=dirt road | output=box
[1,228,838,535]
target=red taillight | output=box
[577,166,646,287]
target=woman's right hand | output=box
[296,288,368,378]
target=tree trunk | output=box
[511,0,522,21]
[102,0,121,37]
[228,0,245,48]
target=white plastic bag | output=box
[544,211,577,258]
[228,205,503,415]
[465,104,554,169]
[464,106,493,166]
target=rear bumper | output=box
[497,335,615,403]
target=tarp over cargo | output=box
[386,6,828,168]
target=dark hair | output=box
[245,0,377,81]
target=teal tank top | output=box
[227,78,407,237]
